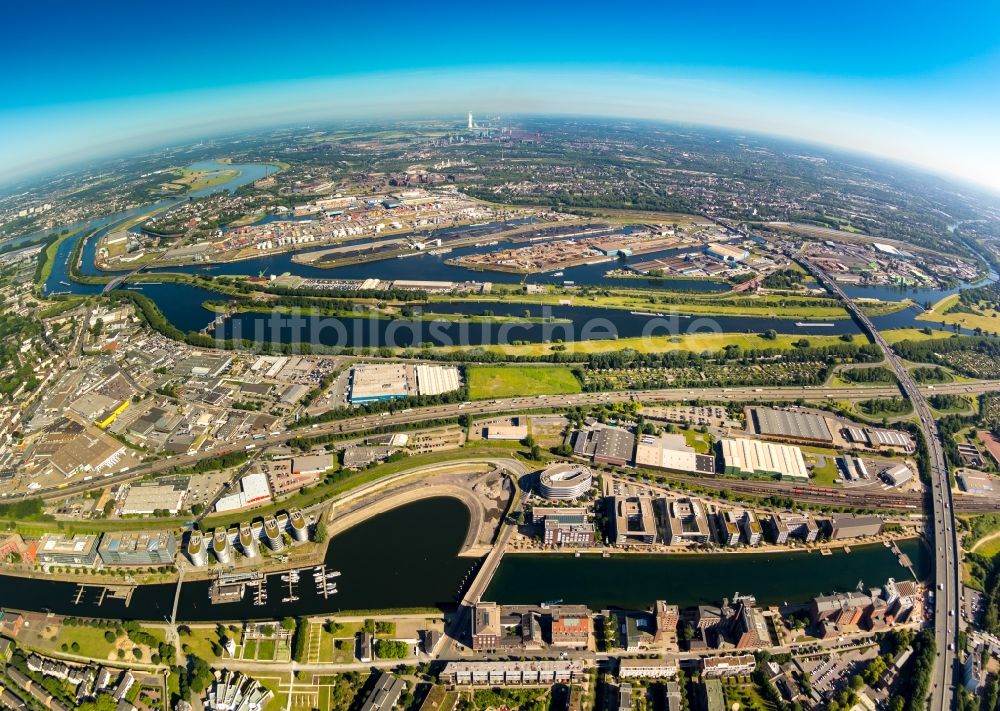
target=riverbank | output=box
[504,532,922,557]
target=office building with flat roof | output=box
[533,507,595,546]
[484,422,529,441]
[665,498,711,545]
[713,510,742,546]
[550,611,591,648]
[766,513,818,544]
[538,463,593,500]
[828,514,884,540]
[543,518,595,547]
[739,510,763,546]
[610,496,657,545]
[292,454,334,476]
[98,531,177,566]
[700,654,756,677]
[36,534,100,568]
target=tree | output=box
[188,655,213,693]
[291,618,308,663]
[374,639,409,659]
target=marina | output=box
[0,499,929,622]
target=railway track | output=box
[656,471,1000,513]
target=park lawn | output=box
[257,638,277,660]
[918,294,1000,335]
[881,328,957,344]
[37,624,119,660]
[323,637,355,664]
[326,621,364,637]
[444,333,867,358]
[275,638,292,662]
[723,682,778,711]
[467,366,583,400]
[179,627,222,661]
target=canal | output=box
[0,499,928,622]
[485,536,930,610]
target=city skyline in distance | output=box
[2,0,999,192]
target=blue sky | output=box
[3,0,1000,189]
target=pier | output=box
[311,564,340,600]
[72,583,136,607]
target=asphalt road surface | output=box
[12,380,1000,507]
[809,263,957,711]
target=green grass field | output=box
[809,456,841,486]
[439,332,867,357]
[918,294,1000,335]
[974,536,1000,560]
[467,366,583,400]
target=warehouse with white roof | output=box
[721,437,809,482]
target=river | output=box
[37,160,999,344]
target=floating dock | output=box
[73,583,136,607]
[209,571,262,604]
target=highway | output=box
[808,263,958,711]
[12,379,1000,507]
